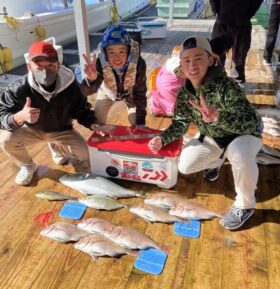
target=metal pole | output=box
[73,0,90,79]
[168,0,174,27]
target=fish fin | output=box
[178,216,189,222]
[91,255,99,261]
[160,188,178,193]
[70,196,78,200]
[127,249,139,257]
[216,211,224,218]
[136,191,146,198]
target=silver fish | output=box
[59,173,145,198]
[40,222,90,243]
[169,203,222,220]
[74,235,139,260]
[128,203,183,223]
[77,218,116,235]
[78,195,126,211]
[144,192,186,210]
[35,191,77,201]
[103,226,164,252]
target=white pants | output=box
[178,134,263,209]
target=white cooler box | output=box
[137,17,167,39]
[87,125,182,189]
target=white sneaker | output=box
[15,165,37,186]
[48,143,68,165]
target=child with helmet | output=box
[81,24,147,128]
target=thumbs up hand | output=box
[14,97,41,126]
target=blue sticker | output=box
[134,248,167,275]
[174,221,201,238]
[59,201,86,220]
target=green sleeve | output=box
[214,81,258,134]
[160,87,192,146]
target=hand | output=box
[188,95,219,123]
[91,124,113,137]
[83,53,98,81]
[14,97,40,125]
[130,124,150,133]
[148,136,163,154]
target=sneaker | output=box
[48,143,68,165]
[15,164,37,186]
[219,205,254,230]
[203,167,220,182]
[263,59,272,66]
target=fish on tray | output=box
[59,173,145,198]
[77,218,116,235]
[103,225,166,253]
[78,195,126,211]
[169,203,222,220]
[128,203,184,223]
[74,235,139,260]
[40,222,90,243]
[35,191,77,201]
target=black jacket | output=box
[210,0,263,27]
[0,66,96,132]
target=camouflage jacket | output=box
[160,66,261,148]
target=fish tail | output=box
[157,244,169,256]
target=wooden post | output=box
[73,0,90,79]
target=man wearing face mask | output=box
[0,41,99,186]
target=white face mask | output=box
[33,69,57,87]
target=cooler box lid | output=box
[87,125,182,157]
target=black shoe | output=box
[233,77,245,84]
[203,167,220,182]
[263,59,272,66]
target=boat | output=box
[0,0,150,68]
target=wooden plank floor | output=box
[0,20,280,289]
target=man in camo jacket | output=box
[148,36,263,231]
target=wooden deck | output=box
[0,20,280,289]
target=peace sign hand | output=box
[83,53,98,81]
[188,95,219,123]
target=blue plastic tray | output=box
[174,220,201,238]
[134,248,167,275]
[59,201,86,220]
